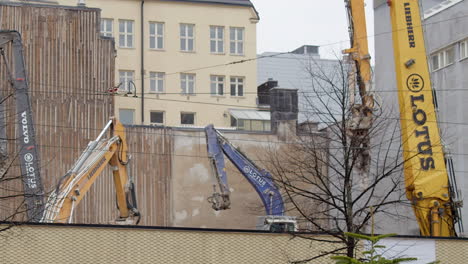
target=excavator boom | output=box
[205,124,284,216]
[41,118,139,224]
[0,30,44,221]
[388,0,457,236]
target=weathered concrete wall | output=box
[170,129,286,229]
[0,2,115,222]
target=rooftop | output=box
[423,0,464,19]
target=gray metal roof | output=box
[423,0,464,19]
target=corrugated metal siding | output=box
[0,3,115,223]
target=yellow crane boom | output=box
[387,0,456,236]
[41,118,140,224]
[343,0,374,173]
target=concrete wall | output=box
[117,124,321,229]
[0,2,115,222]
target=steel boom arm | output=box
[205,124,284,216]
[0,30,44,221]
[41,118,140,224]
[388,0,457,236]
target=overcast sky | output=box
[251,0,375,60]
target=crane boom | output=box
[41,118,140,224]
[387,0,457,236]
[205,124,284,216]
[343,0,374,173]
[0,30,44,221]
[343,0,373,109]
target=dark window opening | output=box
[150,111,164,124]
[181,113,195,125]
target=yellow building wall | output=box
[58,0,259,127]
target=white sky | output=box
[251,0,375,60]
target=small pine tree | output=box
[330,232,417,264]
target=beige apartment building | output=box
[50,0,260,127]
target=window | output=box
[180,24,195,52]
[180,73,195,95]
[431,46,455,71]
[150,72,165,93]
[210,75,224,95]
[119,70,134,92]
[231,117,271,132]
[230,27,244,55]
[460,40,468,60]
[210,26,224,53]
[150,111,164,124]
[181,112,195,125]
[100,19,113,37]
[119,20,134,48]
[230,77,244,96]
[119,109,135,125]
[149,22,164,49]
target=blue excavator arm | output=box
[205,124,284,216]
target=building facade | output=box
[374,0,468,235]
[54,0,260,127]
[257,45,342,127]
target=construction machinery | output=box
[0,30,45,222]
[342,0,460,236]
[386,0,461,236]
[205,124,297,232]
[343,0,375,174]
[41,118,140,224]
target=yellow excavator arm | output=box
[41,118,140,224]
[388,0,456,236]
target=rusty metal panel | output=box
[0,3,115,222]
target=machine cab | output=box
[257,215,298,232]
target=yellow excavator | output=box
[41,118,140,224]
[344,0,461,236]
[387,0,461,237]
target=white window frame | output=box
[460,39,468,60]
[180,73,195,95]
[100,18,113,37]
[119,70,134,93]
[119,20,134,48]
[431,46,455,71]
[180,23,195,52]
[230,76,244,97]
[210,26,224,54]
[229,27,244,55]
[150,72,165,93]
[150,111,165,124]
[210,75,225,96]
[181,112,195,125]
[149,22,164,50]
